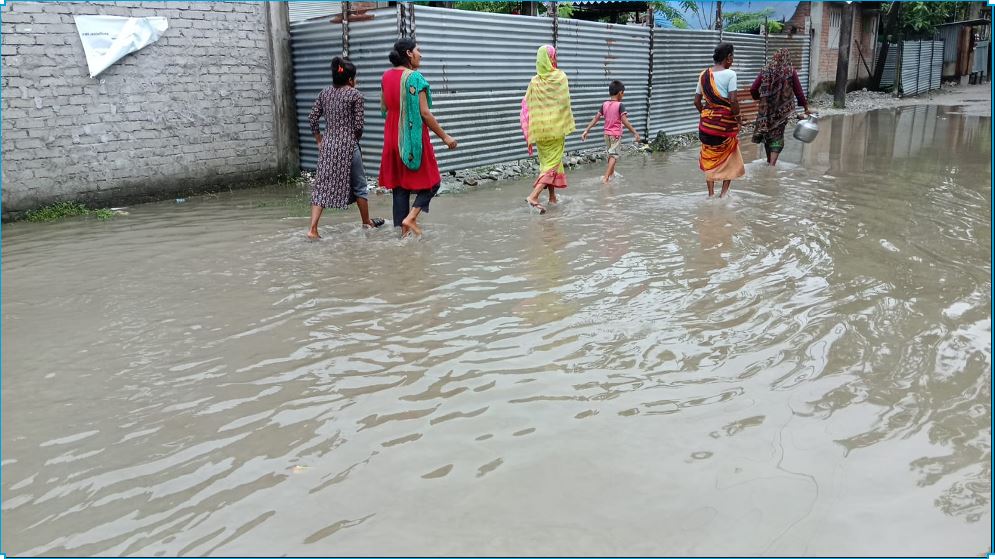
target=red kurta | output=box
[378,68,441,191]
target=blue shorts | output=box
[350,146,368,203]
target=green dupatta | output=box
[381,69,432,171]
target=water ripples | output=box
[2,106,990,555]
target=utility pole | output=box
[833,3,854,108]
[871,2,902,90]
[715,1,723,39]
[342,1,350,57]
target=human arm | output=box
[750,73,762,100]
[353,91,365,140]
[620,113,640,144]
[308,91,323,146]
[419,90,457,149]
[581,112,601,141]
[792,71,811,114]
[694,93,703,113]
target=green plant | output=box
[23,201,119,222]
[93,208,115,221]
[724,8,783,34]
[452,1,522,14]
[24,201,92,222]
[885,1,973,38]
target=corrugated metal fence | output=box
[291,5,811,173]
[900,40,944,97]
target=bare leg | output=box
[526,183,546,206]
[604,157,618,183]
[307,205,323,239]
[707,180,715,198]
[547,185,558,205]
[769,151,781,167]
[719,180,731,198]
[764,143,772,165]
[401,206,423,237]
[356,198,372,226]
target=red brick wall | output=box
[817,4,877,88]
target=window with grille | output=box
[828,6,841,49]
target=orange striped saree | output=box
[698,69,745,180]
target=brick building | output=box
[0,1,297,218]
[785,1,881,93]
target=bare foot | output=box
[306,230,321,240]
[548,193,558,205]
[525,198,547,215]
[402,217,423,236]
[601,176,610,184]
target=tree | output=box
[652,1,713,30]
[453,2,519,14]
[885,1,974,38]
[723,8,784,34]
[653,3,692,28]
[451,1,572,17]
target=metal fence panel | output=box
[881,43,897,88]
[556,18,651,154]
[972,40,988,75]
[901,40,921,96]
[932,40,944,89]
[291,7,395,173]
[290,8,811,174]
[916,41,932,95]
[898,40,944,97]
[347,9,399,172]
[289,2,341,23]
[413,5,552,171]
[647,29,767,136]
[290,14,344,171]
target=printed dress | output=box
[308,86,365,208]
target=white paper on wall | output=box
[73,15,169,78]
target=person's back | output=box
[698,68,737,100]
[580,80,641,183]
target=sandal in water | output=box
[364,218,386,229]
[525,199,547,215]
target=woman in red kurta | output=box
[378,38,457,237]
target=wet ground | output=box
[2,105,991,556]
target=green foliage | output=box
[885,1,973,37]
[652,2,690,29]
[23,201,118,222]
[539,2,574,18]
[25,202,92,222]
[453,1,573,17]
[93,208,115,221]
[652,1,703,29]
[723,8,783,34]
[452,1,522,15]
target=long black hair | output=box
[331,56,356,87]
[389,38,417,67]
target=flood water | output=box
[3,105,991,556]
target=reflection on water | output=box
[2,106,990,556]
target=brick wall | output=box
[1,1,283,217]
[814,4,878,90]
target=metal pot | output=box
[793,114,820,143]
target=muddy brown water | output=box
[2,106,991,556]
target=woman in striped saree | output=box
[694,42,745,198]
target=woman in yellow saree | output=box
[520,45,575,214]
[694,42,745,198]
